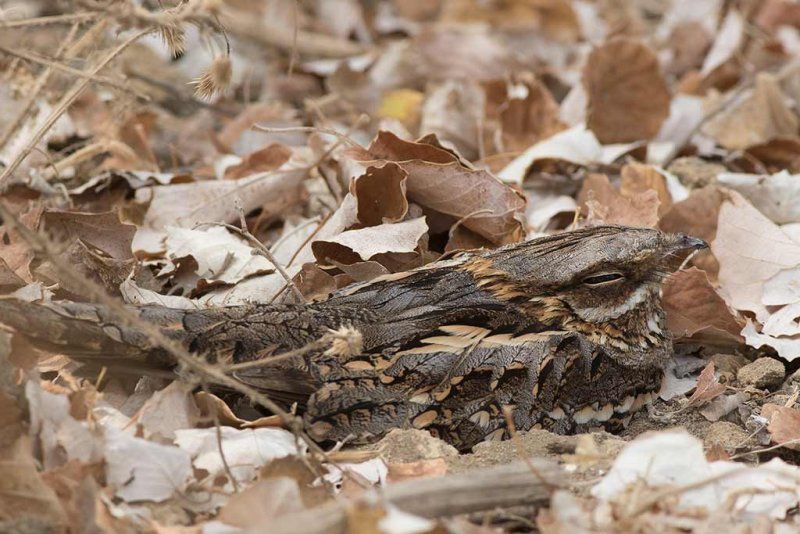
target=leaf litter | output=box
[2,0,800,532]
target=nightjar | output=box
[0,225,705,451]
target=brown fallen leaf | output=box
[741,137,800,174]
[217,478,305,529]
[352,131,527,244]
[441,0,580,41]
[583,38,671,143]
[662,267,744,345]
[578,173,660,228]
[483,74,566,156]
[224,143,293,180]
[293,263,338,301]
[686,362,727,408]
[762,403,800,450]
[400,160,526,244]
[351,162,409,226]
[703,73,799,150]
[620,162,672,216]
[0,202,43,282]
[42,210,136,261]
[755,0,800,33]
[414,27,514,82]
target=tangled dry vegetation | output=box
[3,0,800,532]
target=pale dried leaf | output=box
[105,428,193,503]
[312,216,428,265]
[712,191,800,321]
[686,362,727,407]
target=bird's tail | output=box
[0,297,192,369]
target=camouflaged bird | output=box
[0,225,705,451]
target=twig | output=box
[0,12,97,28]
[226,338,329,372]
[0,28,151,192]
[202,383,240,493]
[268,460,561,534]
[0,22,80,152]
[219,10,366,58]
[729,437,800,460]
[0,45,147,98]
[251,124,364,148]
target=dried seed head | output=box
[191,55,232,100]
[160,23,186,59]
[324,326,363,358]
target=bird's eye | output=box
[582,272,625,286]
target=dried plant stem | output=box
[220,11,365,58]
[202,384,240,493]
[0,28,150,192]
[0,23,80,152]
[39,141,105,181]
[0,12,97,28]
[226,339,329,372]
[0,200,325,458]
[0,45,146,97]
[251,124,364,148]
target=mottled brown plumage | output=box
[0,225,705,451]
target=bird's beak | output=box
[672,233,708,252]
[661,233,708,270]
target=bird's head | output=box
[479,225,707,363]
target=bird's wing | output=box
[305,327,662,451]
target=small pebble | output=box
[704,421,750,450]
[737,357,785,390]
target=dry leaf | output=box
[662,267,744,345]
[354,132,526,244]
[483,75,566,156]
[743,137,800,174]
[132,169,306,255]
[712,190,800,321]
[686,362,727,407]
[700,392,747,422]
[762,403,800,449]
[224,143,293,180]
[400,160,526,244]
[498,126,602,185]
[700,9,744,76]
[420,80,483,160]
[578,173,660,227]
[718,170,800,224]
[352,162,409,226]
[217,478,305,529]
[312,216,428,266]
[104,428,193,503]
[703,73,799,150]
[42,210,135,260]
[164,225,275,288]
[583,38,671,143]
[620,163,672,216]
